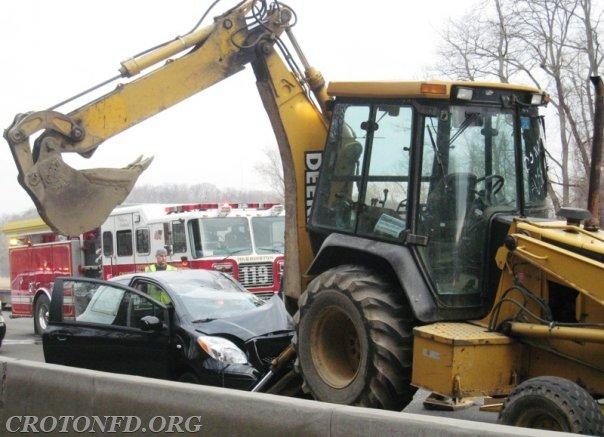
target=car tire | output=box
[178,372,200,384]
[34,293,50,335]
[294,265,416,411]
[498,376,604,434]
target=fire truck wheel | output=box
[498,376,604,434]
[293,265,416,411]
[34,294,50,335]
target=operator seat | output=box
[334,140,363,176]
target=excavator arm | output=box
[4,0,328,300]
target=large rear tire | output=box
[34,294,50,335]
[498,376,604,434]
[293,265,417,411]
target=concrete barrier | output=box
[0,357,573,436]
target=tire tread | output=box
[294,264,416,411]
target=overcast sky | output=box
[0,0,477,216]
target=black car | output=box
[43,270,293,390]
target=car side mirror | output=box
[140,315,163,332]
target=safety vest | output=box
[145,263,177,272]
[148,286,172,305]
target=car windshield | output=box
[251,216,284,254]
[165,276,265,320]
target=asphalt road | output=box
[1,314,44,362]
[0,313,498,424]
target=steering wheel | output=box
[475,174,504,204]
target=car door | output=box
[43,277,171,379]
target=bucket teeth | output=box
[79,156,153,184]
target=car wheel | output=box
[498,376,604,434]
[178,372,200,384]
[294,265,416,411]
[34,294,50,335]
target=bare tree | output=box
[254,146,285,202]
[124,182,279,205]
[434,0,604,213]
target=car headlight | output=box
[197,336,248,364]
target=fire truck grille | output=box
[238,262,274,288]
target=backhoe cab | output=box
[308,82,549,320]
[4,0,603,433]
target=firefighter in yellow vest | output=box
[145,248,175,304]
[145,248,177,272]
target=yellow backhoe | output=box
[4,1,603,433]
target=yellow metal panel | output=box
[412,323,521,398]
[525,346,604,396]
[512,231,604,306]
[517,219,604,254]
[255,49,328,299]
[1,217,51,237]
[327,80,543,99]
[414,322,514,345]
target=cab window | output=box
[172,220,187,254]
[102,231,113,256]
[136,228,150,254]
[312,104,368,232]
[356,105,412,241]
[312,103,412,242]
[116,230,133,256]
[131,279,172,306]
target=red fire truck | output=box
[2,202,285,333]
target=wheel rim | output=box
[515,409,565,431]
[38,303,49,331]
[310,306,361,389]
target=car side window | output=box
[128,293,165,328]
[131,279,172,305]
[61,280,163,329]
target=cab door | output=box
[43,277,171,378]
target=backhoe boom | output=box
[4,0,328,300]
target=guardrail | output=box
[0,357,572,436]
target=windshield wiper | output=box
[255,329,294,338]
[448,112,480,147]
[191,317,216,323]
[219,248,251,262]
[255,246,282,253]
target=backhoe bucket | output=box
[5,111,153,236]
[22,155,152,236]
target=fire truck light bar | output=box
[165,202,282,214]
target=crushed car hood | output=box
[193,296,293,341]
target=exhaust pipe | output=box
[585,76,604,230]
